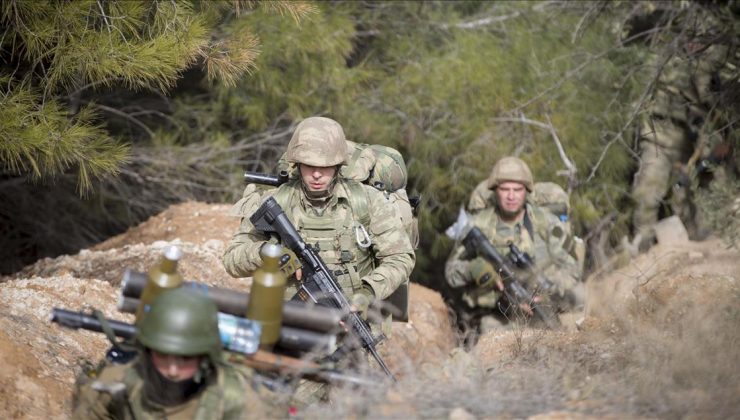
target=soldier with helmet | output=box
[445,156,584,332]
[72,288,269,419]
[223,117,414,403]
[224,116,414,314]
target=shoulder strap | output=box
[344,143,366,178]
[118,363,144,418]
[194,366,230,420]
[343,180,371,227]
[273,180,300,211]
[525,204,550,241]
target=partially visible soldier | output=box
[468,178,585,274]
[223,116,415,404]
[72,288,269,419]
[628,2,737,251]
[446,157,584,332]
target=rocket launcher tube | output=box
[121,269,342,334]
[57,307,335,355]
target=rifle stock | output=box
[250,197,396,381]
[462,227,560,329]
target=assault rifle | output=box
[51,309,374,387]
[250,197,396,381]
[461,227,560,329]
[508,243,579,310]
[507,243,556,292]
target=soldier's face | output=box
[150,350,202,382]
[495,181,527,219]
[300,164,337,192]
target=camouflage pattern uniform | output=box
[223,117,415,304]
[468,179,586,274]
[72,289,271,419]
[223,117,414,406]
[72,360,266,420]
[446,158,584,329]
[224,180,413,300]
[630,5,735,249]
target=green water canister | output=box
[135,245,184,321]
[246,243,287,349]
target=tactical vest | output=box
[276,140,419,249]
[475,204,554,268]
[273,179,375,296]
[461,205,554,308]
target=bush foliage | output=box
[1,1,736,278]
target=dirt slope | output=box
[1,201,738,419]
[0,201,455,419]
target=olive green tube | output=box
[247,244,287,348]
[121,269,342,333]
[135,246,183,321]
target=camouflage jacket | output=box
[445,203,581,309]
[71,358,269,420]
[223,179,415,301]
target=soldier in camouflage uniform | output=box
[468,179,586,273]
[629,3,736,251]
[223,116,414,404]
[446,157,584,332]
[72,288,270,419]
[223,116,414,313]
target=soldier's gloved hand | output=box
[261,243,302,280]
[350,286,375,321]
[469,257,503,291]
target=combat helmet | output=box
[285,117,348,167]
[137,288,221,362]
[487,156,534,192]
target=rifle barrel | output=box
[243,170,290,187]
[51,309,137,339]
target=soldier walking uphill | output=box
[223,116,414,322]
[222,117,415,403]
[72,288,268,419]
[445,157,584,334]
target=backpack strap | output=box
[343,143,367,179]
[194,364,253,420]
[272,180,300,211]
[342,180,371,228]
[525,203,550,242]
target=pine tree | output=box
[0,0,315,194]
[0,0,315,273]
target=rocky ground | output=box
[1,201,738,419]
